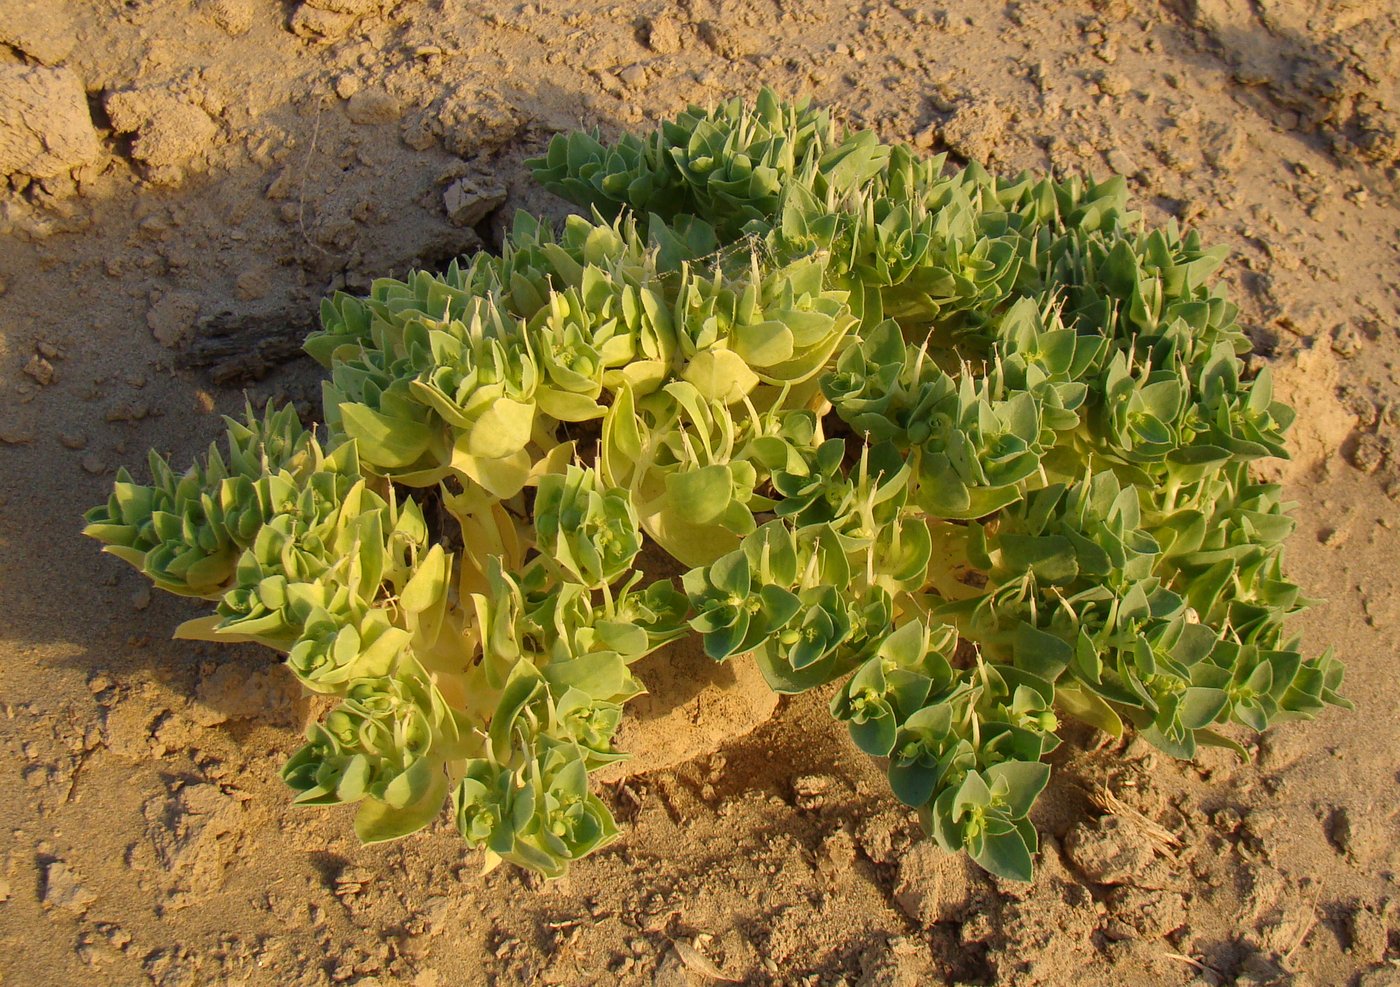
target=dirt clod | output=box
[0,66,103,183]
[146,291,202,349]
[0,0,77,65]
[345,89,401,126]
[22,355,55,385]
[203,0,254,36]
[443,177,507,228]
[41,859,97,913]
[1064,815,1158,885]
[644,15,684,55]
[105,89,220,185]
[892,842,978,927]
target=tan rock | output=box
[892,842,980,927]
[345,88,401,125]
[443,177,507,227]
[1254,343,1354,484]
[290,0,379,41]
[0,65,103,181]
[204,0,254,35]
[0,0,76,65]
[105,89,219,184]
[595,635,779,783]
[41,860,97,913]
[596,549,781,782]
[146,291,201,349]
[644,14,683,55]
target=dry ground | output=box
[1,0,1399,984]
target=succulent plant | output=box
[86,89,1348,882]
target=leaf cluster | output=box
[85,90,1347,882]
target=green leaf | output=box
[850,713,897,757]
[467,398,536,459]
[666,465,734,525]
[973,830,1034,882]
[732,321,794,366]
[401,544,448,613]
[339,403,434,469]
[682,349,760,404]
[354,766,450,844]
[1056,682,1124,738]
[983,760,1050,818]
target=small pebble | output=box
[334,72,361,100]
[23,356,56,386]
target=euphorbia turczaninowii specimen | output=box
[85,90,1349,881]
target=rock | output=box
[0,421,34,445]
[0,65,103,182]
[179,308,319,384]
[856,936,938,987]
[289,5,356,41]
[855,809,916,865]
[345,88,400,125]
[618,64,647,90]
[697,20,754,59]
[42,860,97,913]
[146,291,201,349]
[1103,887,1188,940]
[1350,433,1388,474]
[1064,815,1157,885]
[188,663,302,728]
[1105,147,1141,177]
[1348,905,1390,965]
[437,87,522,157]
[143,947,199,987]
[334,73,362,100]
[939,98,1008,164]
[792,774,840,810]
[1328,804,1389,865]
[234,267,273,301]
[892,841,979,927]
[643,14,683,55]
[399,112,436,151]
[593,633,778,781]
[1359,968,1400,987]
[1201,122,1247,170]
[203,0,254,35]
[102,700,163,758]
[594,549,780,782]
[104,89,219,185]
[0,0,77,65]
[142,783,247,907]
[1252,344,1354,485]
[290,0,378,41]
[102,397,149,422]
[22,355,55,385]
[443,177,507,227]
[306,0,377,12]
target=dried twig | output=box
[296,95,329,257]
[1086,785,1182,857]
[1163,951,1221,977]
[1284,881,1325,962]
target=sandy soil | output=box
[1,1,1399,984]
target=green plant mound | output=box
[84,90,1348,882]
